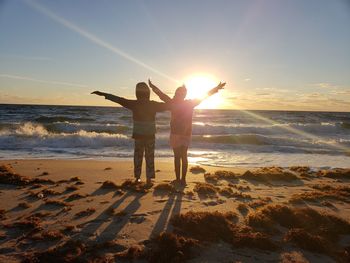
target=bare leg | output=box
[173,147,181,181]
[181,146,188,184]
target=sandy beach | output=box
[0,159,349,262]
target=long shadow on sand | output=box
[77,191,146,242]
[149,190,183,238]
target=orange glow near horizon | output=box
[184,74,224,109]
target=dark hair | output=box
[135,82,150,100]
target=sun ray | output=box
[233,104,350,155]
[24,0,179,84]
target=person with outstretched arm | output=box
[148,79,225,185]
[92,82,169,185]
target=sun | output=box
[184,74,224,109]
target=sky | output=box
[0,0,349,111]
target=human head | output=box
[173,85,187,100]
[135,82,150,100]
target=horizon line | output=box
[0,102,349,113]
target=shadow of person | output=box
[97,191,147,241]
[149,186,184,238]
[75,191,133,240]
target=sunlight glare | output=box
[184,74,223,109]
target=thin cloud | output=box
[0,74,88,88]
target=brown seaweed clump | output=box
[17,202,32,209]
[100,180,120,189]
[0,165,30,185]
[193,183,218,198]
[0,165,55,186]
[241,167,298,182]
[189,165,206,174]
[44,200,70,207]
[246,204,350,240]
[317,168,350,179]
[218,187,252,199]
[289,185,350,204]
[284,228,332,254]
[0,209,7,219]
[204,170,237,184]
[5,215,42,230]
[75,208,96,218]
[121,179,149,193]
[153,183,176,195]
[65,193,87,202]
[115,245,145,261]
[146,232,198,263]
[172,211,278,251]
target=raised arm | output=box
[193,82,226,107]
[148,79,172,103]
[91,91,133,109]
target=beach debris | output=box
[31,230,65,241]
[65,185,79,192]
[100,180,119,189]
[65,193,87,202]
[146,232,198,263]
[120,179,149,193]
[241,167,298,182]
[218,187,252,199]
[39,172,49,176]
[193,182,218,198]
[115,245,145,261]
[75,208,96,218]
[289,185,350,204]
[237,203,249,214]
[41,188,62,196]
[317,168,350,179]
[0,209,7,219]
[284,228,332,254]
[172,211,278,251]
[44,200,70,207]
[69,176,81,182]
[17,202,31,209]
[189,165,206,174]
[104,167,112,171]
[153,182,176,195]
[246,204,350,244]
[0,165,30,185]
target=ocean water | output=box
[0,104,349,168]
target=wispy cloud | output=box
[311,82,338,89]
[0,74,88,88]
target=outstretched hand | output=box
[91,91,104,96]
[213,82,226,93]
[148,78,156,90]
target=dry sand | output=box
[0,159,349,262]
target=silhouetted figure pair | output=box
[92,80,225,185]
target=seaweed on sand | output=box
[172,211,277,251]
[0,165,30,185]
[153,183,176,195]
[146,232,199,263]
[241,167,298,182]
[317,168,350,179]
[246,204,350,241]
[193,183,218,198]
[75,208,96,218]
[189,166,206,174]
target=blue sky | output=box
[0,0,349,111]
